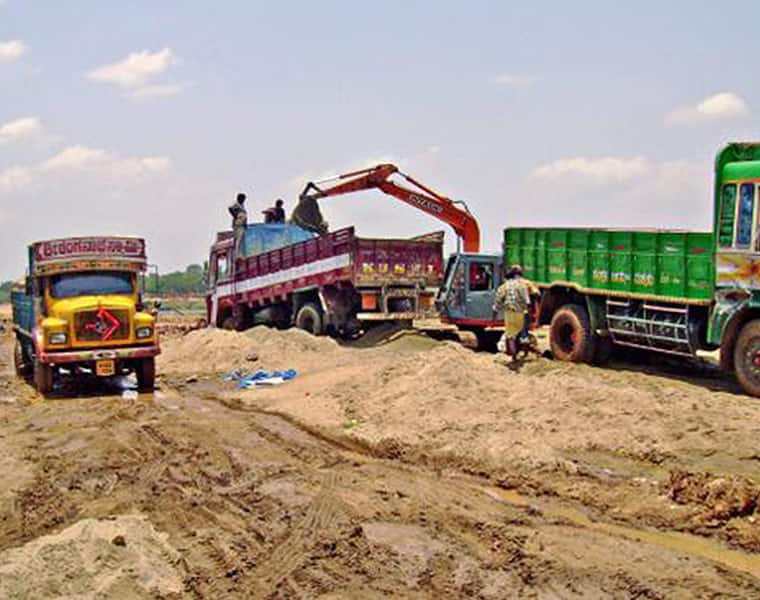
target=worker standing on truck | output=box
[493,264,539,358]
[228,192,248,255]
[263,199,286,224]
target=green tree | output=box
[144,264,206,295]
[0,280,13,303]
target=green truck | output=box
[503,142,760,397]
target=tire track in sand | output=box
[248,470,342,598]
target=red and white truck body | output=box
[206,226,444,335]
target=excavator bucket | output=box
[290,195,328,235]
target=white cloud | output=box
[0,166,32,191]
[42,145,108,170]
[0,145,171,192]
[87,48,177,89]
[0,40,27,62]
[531,156,652,184]
[666,92,749,124]
[130,82,190,99]
[492,73,537,88]
[0,116,42,144]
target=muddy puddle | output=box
[483,484,760,580]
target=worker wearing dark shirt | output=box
[264,199,286,224]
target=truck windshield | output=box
[49,271,134,299]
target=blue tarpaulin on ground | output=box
[224,369,298,388]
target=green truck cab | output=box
[499,142,760,397]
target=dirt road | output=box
[3,316,760,598]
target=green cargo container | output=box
[503,227,715,303]
[520,245,538,281]
[589,230,610,288]
[547,229,569,280]
[535,230,548,281]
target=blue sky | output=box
[1,1,759,279]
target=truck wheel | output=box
[221,316,238,331]
[474,329,501,352]
[549,304,596,363]
[14,340,32,377]
[136,358,156,392]
[295,303,324,336]
[33,359,54,395]
[593,334,614,365]
[733,320,760,397]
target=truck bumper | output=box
[357,311,438,321]
[39,344,160,365]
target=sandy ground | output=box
[2,311,760,597]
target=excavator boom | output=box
[292,164,481,252]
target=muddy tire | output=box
[733,320,760,397]
[136,357,156,392]
[295,303,324,336]
[474,329,501,353]
[221,316,237,331]
[549,304,596,363]
[14,339,31,377]
[593,334,614,365]
[33,359,54,396]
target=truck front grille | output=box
[74,309,131,342]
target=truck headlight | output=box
[136,327,153,339]
[48,332,68,345]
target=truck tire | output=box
[593,334,614,365]
[221,316,238,331]
[33,359,54,396]
[733,319,760,397]
[474,329,501,353]
[549,304,596,363]
[295,303,324,336]
[14,339,31,377]
[136,357,156,392]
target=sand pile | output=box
[159,326,343,375]
[238,335,708,470]
[0,515,182,599]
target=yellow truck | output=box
[11,236,160,395]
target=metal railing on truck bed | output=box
[222,227,443,306]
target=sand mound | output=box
[159,326,342,375]
[0,515,182,599]
[245,324,340,356]
[159,327,259,374]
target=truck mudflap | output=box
[38,344,160,365]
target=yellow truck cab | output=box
[11,236,160,395]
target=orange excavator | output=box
[291,163,481,253]
[292,163,510,349]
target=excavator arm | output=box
[292,164,481,253]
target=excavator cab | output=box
[437,253,503,324]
